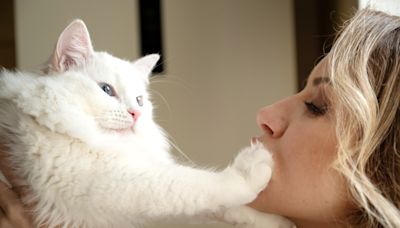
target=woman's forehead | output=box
[311,58,328,78]
[306,57,329,87]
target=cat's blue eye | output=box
[136,95,144,106]
[98,82,116,97]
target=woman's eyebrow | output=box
[313,77,331,86]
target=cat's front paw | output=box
[223,206,295,228]
[214,141,272,209]
[231,141,273,196]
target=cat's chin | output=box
[103,126,135,135]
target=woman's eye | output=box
[136,95,144,106]
[304,101,327,116]
[98,83,116,97]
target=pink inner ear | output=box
[62,55,78,70]
[51,20,94,72]
[134,54,160,75]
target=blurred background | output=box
[1,0,359,227]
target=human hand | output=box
[0,145,33,228]
[0,181,33,228]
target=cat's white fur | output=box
[0,20,293,228]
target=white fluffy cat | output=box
[0,20,293,228]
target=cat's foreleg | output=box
[134,142,273,219]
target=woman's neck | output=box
[291,218,348,228]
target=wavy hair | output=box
[327,8,400,228]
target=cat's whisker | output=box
[168,139,195,166]
[162,131,195,165]
[150,74,191,91]
[149,89,172,116]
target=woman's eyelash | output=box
[304,101,327,116]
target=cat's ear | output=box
[132,54,160,77]
[45,19,94,73]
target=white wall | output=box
[358,0,400,16]
[15,1,296,228]
[358,0,368,8]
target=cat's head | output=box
[43,20,161,138]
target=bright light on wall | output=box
[358,0,400,16]
[358,0,369,8]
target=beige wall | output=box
[15,1,296,227]
[15,0,140,70]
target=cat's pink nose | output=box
[128,109,141,122]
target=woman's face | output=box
[249,58,353,226]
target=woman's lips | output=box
[252,135,274,153]
[251,136,260,145]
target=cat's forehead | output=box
[87,52,147,86]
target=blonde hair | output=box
[328,9,400,227]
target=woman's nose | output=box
[256,101,289,138]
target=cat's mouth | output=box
[98,114,137,133]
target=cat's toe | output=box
[223,206,295,228]
[223,206,254,226]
